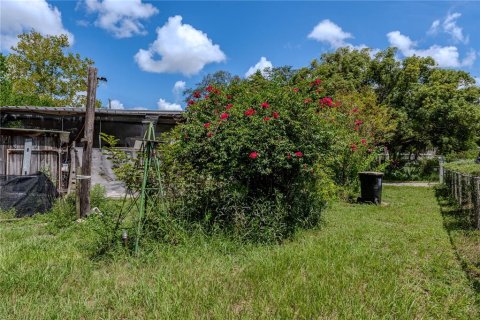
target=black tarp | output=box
[0,173,58,217]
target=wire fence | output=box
[443,169,480,229]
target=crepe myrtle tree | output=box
[159,69,381,241]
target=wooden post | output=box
[22,138,32,175]
[79,66,97,218]
[438,156,444,184]
[475,177,480,229]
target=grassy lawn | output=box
[1,186,478,319]
[436,186,480,302]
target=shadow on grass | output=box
[435,185,480,298]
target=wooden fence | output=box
[444,169,480,229]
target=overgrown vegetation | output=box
[384,158,441,181]
[1,187,477,318]
[159,71,386,242]
[444,159,480,175]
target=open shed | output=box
[0,127,70,192]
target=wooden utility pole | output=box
[78,66,97,218]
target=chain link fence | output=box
[443,169,480,229]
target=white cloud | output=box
[443,13,468,44]
[245,57,273,77]
[85,0,158,38]
[135,16,226,76]
[109,99,125,109]
[172,80,186,97]
[474,77,480,87]
[0,0,73,51]
[427,20,440,35]
[427,13,469,44]
[307,19,374,53]
[157,98,182,111]
[308,19,353,49]
[387,30,475,68]
[387,31,416,56]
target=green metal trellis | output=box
[134,122,166,254]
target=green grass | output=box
[1,187,478,319]
[436,186,480,301]
[444,159,480,175]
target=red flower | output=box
[272,112,279,119]
[351,107,359,113]
[204,94,209,99]
[354,119,363,126]
[287,153,292,159]
[249,152,258,159]
[295,151,303,158]
[310,78,321,86]
[350,144,358,151]
[206,85,214,92]
[319,97,333,107]
[204,122,211,128]
[361,138,367,145]
[293,88,299,92]
[227,95,233,100]
[304,98,312,104]
[226,103,233,110]
[193,91,201,99]
[263,117,271,121]
[220,112,229,120]
[261,102,270,109]
[244,108,256,116]
[188,99,195,106]
[354,126,359,131]
[207,132,213,138]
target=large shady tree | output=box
[1,31,94,107]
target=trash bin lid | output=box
[358,171,384,176]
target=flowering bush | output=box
[159,69,387,242]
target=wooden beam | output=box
[79,67,97,218]
[22,138,32,175]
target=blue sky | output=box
[1,1,479,110]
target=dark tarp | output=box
[0,173,58,217]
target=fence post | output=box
[453,172,458,202]
[466,174,472,210]
[474,177,480,229]
[439,156,445,184]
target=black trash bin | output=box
[358,172,383,205]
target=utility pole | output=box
[78,66,97,218]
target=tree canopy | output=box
[302,47,480,156]
[1,31,94,107]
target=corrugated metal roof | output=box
[0,127,70,135]
[0,106,183,117]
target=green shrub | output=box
[48,184,110,233]
[47,193,76,232]
[159,70,381,242]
